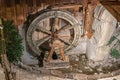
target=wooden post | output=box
[81,0,88,37]
[82,0,99,38]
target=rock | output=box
[94,73,98,75]
[87,60,96,68]
[113,58,117,62]
[73,74,88,80]
[89,68,93,72]
[99,73,104,75]
[82,62,86,65]
[74,64,77,66]
[64,73,73,79]
[78,70,83,73]
[84,66,94,72]
[50,70,63,77]
[75,58,79,61]
[84,66,91,70]
[107,63,113,67]
[97,67,103,72]
[81,55,86,59]
[0,66,5,80]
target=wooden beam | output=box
[84,3,96,39]
[53,4,82,10]
[100,1,120,5]
[82,0,99,38]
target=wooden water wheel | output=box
[25,10,82,56]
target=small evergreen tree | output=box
[0,19,23,63]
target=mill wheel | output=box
[25,10,82,56]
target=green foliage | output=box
[108,31,120,58]
[107,36,117,45]
[110,48,120,58]
[0,19,23,63]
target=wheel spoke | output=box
[36,24,51,35]
[50,17,59,32]
[53,17,59,26]
[58,38,76,47]
[58,38,70,46]
[56,23,79,33]
[56,24,70,33]
[35,35,51,47]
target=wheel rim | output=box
[26,10,82,56]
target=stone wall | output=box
[86,5,117,61]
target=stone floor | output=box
[16,68,71,80]
[98,75,120,80]
[10,68,120,80]
[0,64,120,80]
[0,53,120,80]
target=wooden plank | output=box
[49,0,55,7]
[6,7,12,20]
[10,7,16,24]
[0,0,6,18]
[22,1,28,17]
[15,4,21,26]
[0,0,2,17]
[83,2,97,38]
[12,0,17,26]
[53,4,82,10]
[101,1,120,5]
[44,56,69,69]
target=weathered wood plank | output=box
[44,56,69,69]
[101,1,120,5]
[82,0,99,38]
[53,4,82,10]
